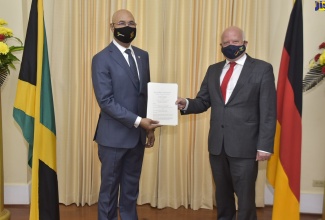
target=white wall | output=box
[300,0,325,214]
[301,1,325,196]
[0,0,30,204]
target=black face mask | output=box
[221,44,246,59]
[114,26,136,43]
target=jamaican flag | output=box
[13,0,60,219]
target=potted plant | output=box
[0,18,24,86]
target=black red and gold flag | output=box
[267,0,303,219]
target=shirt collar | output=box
[113,39,133,54]
[225,54,247,66]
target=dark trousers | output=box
[209,148,258,220]
[97,142,145,220]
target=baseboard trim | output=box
[265,184,323,214]
[4,182,31,204]
[3,182,323,213]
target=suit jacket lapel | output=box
[133,47,143,90]
[216,61,226,102]
[109,43,140,91]
[227,55,254,103]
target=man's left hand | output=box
[256,151,271,161]
[145,129,155,148]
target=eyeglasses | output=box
[112,21,137,28]
[221,40,246,47]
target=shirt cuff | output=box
[182,99,189,111]
[134,116,142,128]
[257,150,271,154]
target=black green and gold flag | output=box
[13,0,59,219]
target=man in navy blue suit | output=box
[92,9,161,220]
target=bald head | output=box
[220,26,246,47]
[112,9,135,25]
[220,26,247,61]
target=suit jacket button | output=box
[221,125,224,128]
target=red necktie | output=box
[221,62,236,102]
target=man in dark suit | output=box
[92,9,161,220]
[176,26,276,220]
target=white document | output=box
[147,82,178,126]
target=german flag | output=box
[13,0,60,219]
[267,0,303,219]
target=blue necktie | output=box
[125,49,140,89]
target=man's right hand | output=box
[140,118,161,131]
[175,97,187,110]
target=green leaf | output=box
[8,62,16,69]
[9,46,24,52]
[12,36,23,45]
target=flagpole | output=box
[0,92,10,220]
[322,185,325,220]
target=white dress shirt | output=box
[220,54,247,103]
[112,39,140,78]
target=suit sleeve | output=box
[257,63,277,153]
[91,53,138,128]
[182,66,212,115]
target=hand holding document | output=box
[147,82,178,126]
